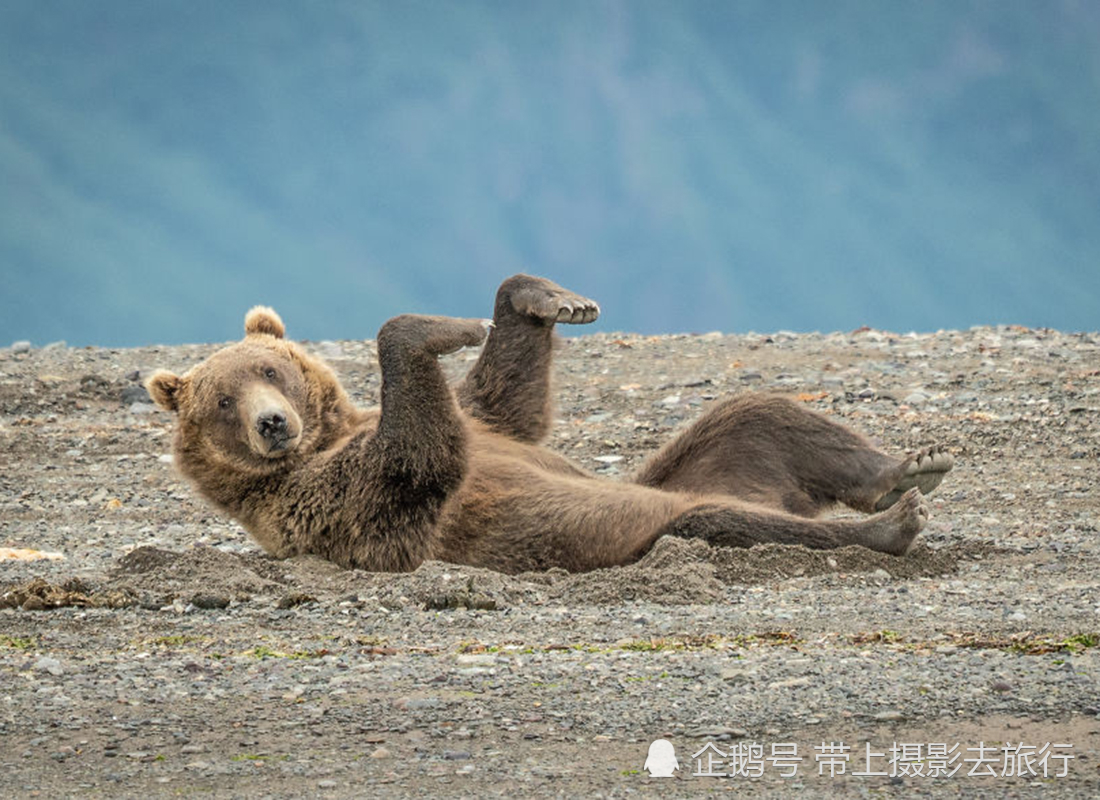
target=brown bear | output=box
[147,274,954,574]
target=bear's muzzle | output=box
[244,384,302,457]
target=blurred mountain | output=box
[1,0,1098,346]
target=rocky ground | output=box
[1,324,1098,798]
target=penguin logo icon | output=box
[643,739,679,777]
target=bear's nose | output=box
[256,411,288,442]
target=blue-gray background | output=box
[2,1,1098,347]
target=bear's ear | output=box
[146,370,185,412]
[244,306,286,339]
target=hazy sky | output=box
[2,1,1098,346]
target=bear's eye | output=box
[263,367,278,381]
[218,397,233,410]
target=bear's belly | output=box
[434,438,690,574]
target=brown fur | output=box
[148,276,944,574]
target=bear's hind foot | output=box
[503,274,600,325]
[857,487,929,556]
[873,445,954,511]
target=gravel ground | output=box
[1,325,1098,798]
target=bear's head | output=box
[147,307,355,480]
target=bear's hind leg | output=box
[661,488,929,557]
[635,394,953,516]
[458,274,599,442]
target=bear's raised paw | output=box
[503,274,600,325]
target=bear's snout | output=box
[243,384,302,457]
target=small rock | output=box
[35,657,63,676]
[317,779,338,789]
[873,711,905,722]
[455,654,496,667]
[719,667,757,684]
[276,592,317,609]
[769,676,810,690]
[11,340,31,354]
[369,747,391,759]
[991,681,1013,694]
[190,594,230,610]
[121,385,151,405]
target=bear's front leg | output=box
[319,314,488,572]
[374,313,488,491]
[458,274,599,443]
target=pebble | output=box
[121,385,151,405]
[11,340,32,353]
[455,654,497,667]
[190,593,231,610]
[719,667,757,684]
[34,657,63,676]
[873,710,905,722]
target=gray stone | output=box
[34,657,63,676]
[873,710,905,722]
[121,385,151,405]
